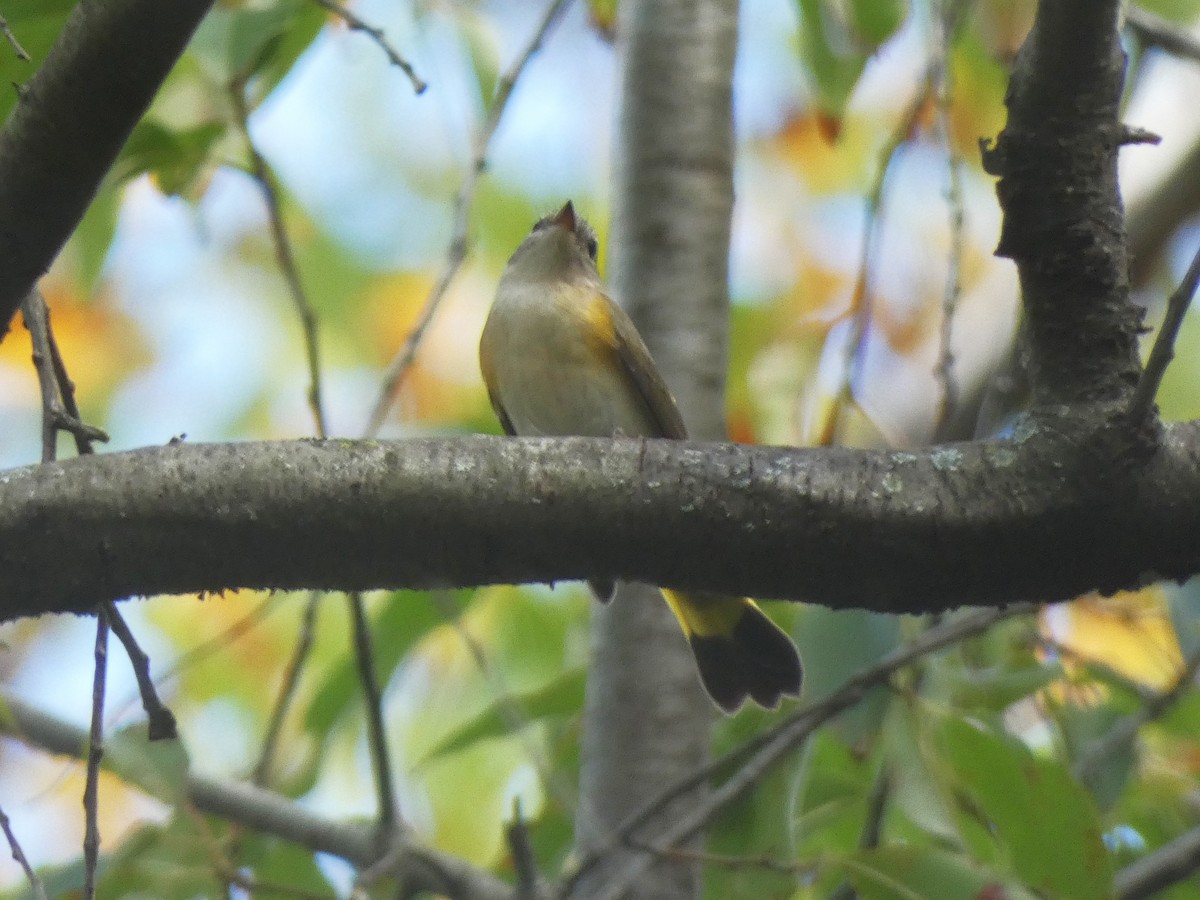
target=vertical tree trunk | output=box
[573,1,739,897]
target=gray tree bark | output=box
[573,1,739,897]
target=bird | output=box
[478,200,802,712]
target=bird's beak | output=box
[552,201,576,231]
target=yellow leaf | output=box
[1041,587,1183,691]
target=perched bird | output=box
[479,201,802,712]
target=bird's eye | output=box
[585,236,598,260]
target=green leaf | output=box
[189,0,323,91]
[796,0,870,123]
[70,181,122,288]
[948,661,1063,712]
[1136,0,1200,24]
[418,667,586,764]
[104,725,190,804]
[239,831,335,894]
[847,0,907,49]
[883,700,961,847]
[1054,698,1137,810]
[938,716,1114,899]
[304,591,453,736]
[251,2,326,100]
[0,0,76,124]
[113,120,225,196]
[797,607,899,744]
[459,8,500,109]
[840,845,1039,900]
[36,816,216,898]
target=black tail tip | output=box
[690,609,803,713]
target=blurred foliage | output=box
[0,0,1200,897]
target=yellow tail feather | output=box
[660,588,803,713]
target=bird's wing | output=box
[479,334,517,436]
[487,387,517,437]
[585,292,689,441]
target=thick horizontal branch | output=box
[1,422,1199,622]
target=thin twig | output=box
[932,0,967,434]
[819,68,935,446]
[107,592,284,728]
[1074,643,1200,783]
[1116,823,1200,899]
[22,292,173,743]
[349,2,574,844]
[21,290,63,462]
[0,802,48,900]
[253,592,322,786]
[154,593,286,689]
[0,15,30,62]
[347,593,397,830]
[224,868,337,900]
[233,57,331,801]
[44,299,108,457]
[0,689,529,899]
[1125,6,1200,63]
[310,0,425,94]
[431,592,576,816]
[179,800,339,899]
[363,0,573,437]
[507,799,540,900]
[103,602,177,741]
[21,290,109,460]
[1128,238,1200,422]
[565,603,1038,900]
[231,83,329,439]
[622,840,811,877]
[82,614,110,900]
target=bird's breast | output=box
[481,285,656,438]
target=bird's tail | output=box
[660,589,803,713]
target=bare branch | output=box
[0,693,519,900]
[983,0,1142,407]
[364,0,572,436]
[253,592,320,786]
[506,800,540,900]
[1125,6,1200,63]
[820,72,933,446]
[0,803,47,900]
[1127,238,1200,423]
[1116,824,1200,899]
[1074,643,1200,783]
[1,428,1200,619]
[231,85,329,439]
[22,290,66,462]
[1128,135,1200,286]
[310,0,426,94]
[20,290,109,460]
[82,615,109,900]
[347,592,398,831]
[0,15,30,62]
[932,0,969,436]
[103,601,177,741]
[21,290,171,743]
[434,592,575,816]
[572,604,1036,900]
